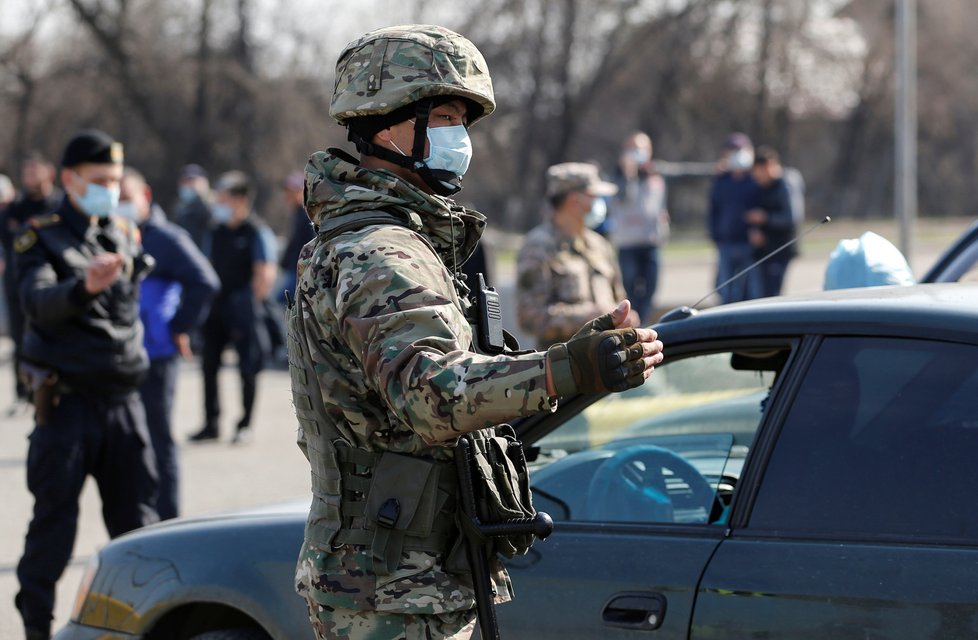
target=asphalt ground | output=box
[0,216,969,639]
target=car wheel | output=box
[188,630,270,640]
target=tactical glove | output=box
[547,327,647,396]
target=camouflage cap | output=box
[546,162,618,198]
[330,24,495,127]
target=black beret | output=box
[61,129,124,168]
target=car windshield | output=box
[530,348,787,526]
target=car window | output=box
[530,348,786,526]
[750,336,978,541]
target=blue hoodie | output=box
[139,204,220,359]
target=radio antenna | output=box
[660,216,832,322]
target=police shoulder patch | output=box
[14,229,38,253]
[28,213,61,229]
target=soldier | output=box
[12,130,159,640]
[290,25,664,640]
[517,162,640,349]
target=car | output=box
[56,281,978,640]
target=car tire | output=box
[188,630,270,640]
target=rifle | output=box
[455,434,554,640]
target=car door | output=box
[497,343,792,639]
[692,335,978,639]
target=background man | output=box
[172,163,213,250]
[278,170,315,302]
[745,146,798,298]
[517,162,640,348]
[189,170,275,444]
[13,130,158,640]
[291,25,662,640]
[118,167,219,519]
[0,153,62,406]
[609,131,670,323]
[707,132,760,304]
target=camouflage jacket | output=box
[516,219,627,348]
[293,149,554,615]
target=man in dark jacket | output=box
[13,130,159,640]
[707,132,760,304]
[745,146,797,298]
[189,170,276,444]
[119,167,220,519]
[0,152,62,404]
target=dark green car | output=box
[57,283,978,639]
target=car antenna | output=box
[658,216,832,323]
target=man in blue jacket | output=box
[118,167,219,519]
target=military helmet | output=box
[330,24,495,127]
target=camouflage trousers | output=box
[302,599,477,640]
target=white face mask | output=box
[393,122,474,178]
[584,196,607,229]
[728,148,754,171]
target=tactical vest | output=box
[288,210,536,576]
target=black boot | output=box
[188,423,219,442]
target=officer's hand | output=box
[84,253,124,294]
[547,325,664,397]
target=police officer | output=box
[290,25,664,640]
[13,130,159,640]
[517,162,640,348]
[118,167,220,519]
[0,152,62,404]
[189,170,276,444]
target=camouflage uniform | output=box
[291,26,554,640]
[517,163,627,348]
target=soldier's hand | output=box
[569,300,636,340]
[547,325,664,397]
[85,253,124,294]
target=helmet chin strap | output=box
[348,100,463,197]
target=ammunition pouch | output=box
[17,362,62,427]
[328,446,459,576]
[447,425,537,573]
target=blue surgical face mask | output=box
[424,124,472,176]
[397,120,473,178]
[178,185,197,202]
[584,196,607,229]
[212,202,232,223]
[72,172,120,218]
[115,201,140,222]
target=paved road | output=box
[0,217,965,638]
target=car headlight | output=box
[70,554,100,622]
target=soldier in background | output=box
[0,153,62,406]
[517,162,640,348]
[290,25,663,640]
[118,167,219,519]
[13,130,158,640]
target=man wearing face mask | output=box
[172,163,214,250]
[291,25,663,640]
[12,130,160,640]
[189,170,276,444]
[707,132,761,304]
[517,162,639,349]
[118,167,219,518]
[609,131,670,323]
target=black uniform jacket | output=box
[14,197,150,395]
